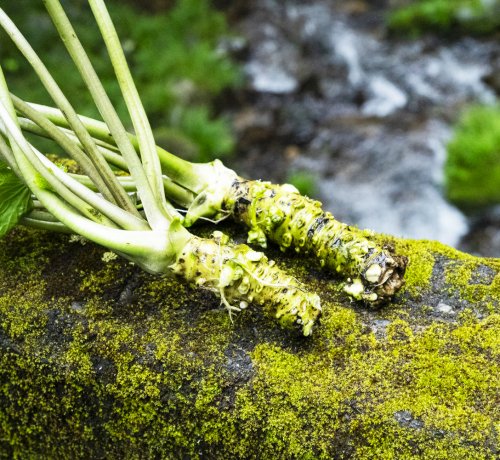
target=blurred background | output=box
[1,0,499,255]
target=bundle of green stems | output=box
[0,0,406,336]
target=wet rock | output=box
[371,318,391,338]
[340,1,370,15]
[435,302,454,315]
[301,120,469,246]
[233,107,275,145]
[482,50,500,95]
[241,20,303,94]
[70,301,85,312]
[394,410,424,430]
[469,263,498,286]
[459,206,500,258]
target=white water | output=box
[241,0,498,248]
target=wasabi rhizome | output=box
[0,0,406,335]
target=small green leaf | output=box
[0,163,32,238]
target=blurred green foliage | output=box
[286,171,318,198]
[387,0,500,36]
[0,0,241,161]
[445,105,500,207]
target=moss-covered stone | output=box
[0,226,499,459]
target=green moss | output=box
[392,237,436,297]
[78,257,124,295]
[445,258,500,310]
[386,235,500,317]
[386,318,414,343]
[0,227,499,458]
[232,314,499,459]
[286,171,318,198]
[387,0,500,37]
[445,105,500,207]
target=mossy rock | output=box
[0,226,499,459]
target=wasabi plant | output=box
[0,0,321,335]
[1,0,406,328]
[182,169,408,303]
[22,105,407,303]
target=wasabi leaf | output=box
[0,162,31,238]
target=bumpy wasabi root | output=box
[191,178,407,304]
[169,231,322,336]
[225,180,407,303]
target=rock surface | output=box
[0,226,498,459]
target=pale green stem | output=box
[19,116,127,171]
[69,172,195,208]
[18,112,118,153]
[11,94,118,197]
[27,209,59,222]
[31,200,45,209]
[0,101,119,227]
[18,116,129,171]
[0,132,21,176]
[0,7,140,216]
[43,0,176,229]
[23,102,208,194]
[24,209,74,232]
[87,0,169,213]
[0,72,179,268]
[15,133,150,230]
[18,112,197,207]
[34,147,150,231]
[0,79,18,176]
[70,173,137,191]
[161,178,197,208]
[21,216,73,233]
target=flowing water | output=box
[230,0,499,255]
